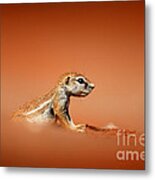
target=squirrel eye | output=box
[77,78,85,84]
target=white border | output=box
[0,0,155,180]
[0,0,136,3]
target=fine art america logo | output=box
[116,129,145,161]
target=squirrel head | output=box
[58,72,95,97]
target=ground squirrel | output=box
[12,72,95,133]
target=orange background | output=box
[0,1,144,169]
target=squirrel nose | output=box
[89,83,95,89]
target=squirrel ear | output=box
[65,76,70,85]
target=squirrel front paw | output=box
[75,124,86,133]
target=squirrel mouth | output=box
[80,90,91,96]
